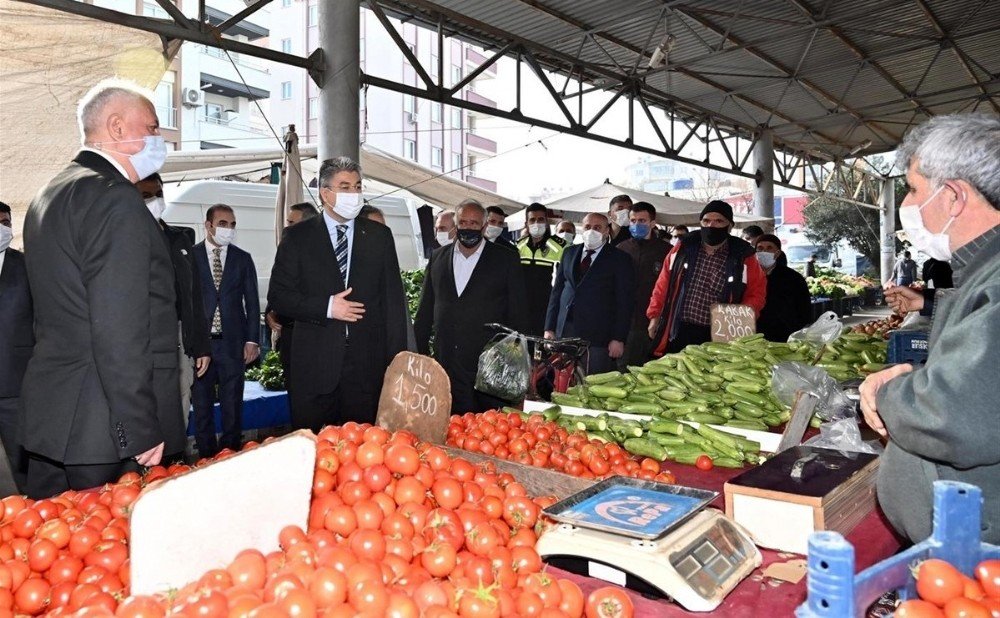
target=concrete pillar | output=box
[318,0,360,162]
[879,178,896,284]
[753,127,774,231]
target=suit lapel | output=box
[566,245,580,289]
[347,219,368,288]
[0,249,13,299]
[220,246,237,290]
[442,244,457,298]
[312,215,341,291]
[458,242,489,298]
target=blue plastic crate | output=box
[888,330,929,365]
[796,481,1000,617]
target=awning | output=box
[201,73,269,101]
[160,142,526,213]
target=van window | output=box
[785,245,830,263]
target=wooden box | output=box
[724,446,879,555]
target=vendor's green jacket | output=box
[876,226,1000,544]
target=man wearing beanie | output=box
[754,234,812,342]
[646,200,767,354]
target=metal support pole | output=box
[318,0,360,162]
[753,127,774,230]
[879,178,896,285]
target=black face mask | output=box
[701,226,730,246]
[457,228,483,248]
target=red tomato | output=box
[584,586,634,618]
[558,579,585,617]
[944,597,990,618]
[918,560,966,607]
[695,455,714,471]
[308,566,347,608]
[421,542,457,578]
[896,600,946,617]
[227,549,267,590]
[976,560,1000,599]
[14,577,50,615]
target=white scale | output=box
[536,477,762,613]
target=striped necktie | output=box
[211,247,223,334]
[336,224,349,284]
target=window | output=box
[431,147,443,169]
[204,103,223,121]
[154,72,176,128]
[403,139,416,161]
[450,108,462,128]
[468,155,478,176]
[431,103,442,123]
[142,2,168,18]
[403,95,416,114]
[430,52,439,79]
[308,4,318,27]
[451,65,462,86]
[281,82,292,99]
[281,39,292,54]
[308,97,318,119]
[282,0,292,6]
[451,153,462,173]
[468,115,477,133]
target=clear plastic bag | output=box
[788,311,843,347]
[474,332,531,403]
[771,361,881,454]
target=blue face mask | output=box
[629,222,650,239]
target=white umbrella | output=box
[273,126,305,245]
[545,179,771,226]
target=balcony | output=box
[465,90,496,109]
[465,48,497,78]
[466,175,498,192]
[196,116,273,148]
[466,132,497,153]
[199,46,271,79]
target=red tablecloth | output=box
[546,464,902,617]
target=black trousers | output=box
[667,321,712,353]
[25,453,139,499]
[0,396,27,494]
[192,338,245,457]
[290,343,380,431]
[619,325,654,370]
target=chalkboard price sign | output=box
[376,352,451,443]
[710,303,756,342]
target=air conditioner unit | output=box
[182,88,205,107]
[404,111,417,125]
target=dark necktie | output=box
[335,224,348,284]
[577,249,594,283]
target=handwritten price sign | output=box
[710,303,756,342]
[376,352,451,443]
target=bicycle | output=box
[481,323,590,402]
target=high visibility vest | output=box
[517,235,565,269]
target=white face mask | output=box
[528,222,548,239]
[484,224,504,241]
[614,209,630,227]
[145,196,166,221]
[899,185,955,261]
[212,226,235,247]
[436,230,453,246]
[0,225,12,253]
[559,232,575,244]
[581,229,606,250]
[756,251,776,270]
[331,192,363,220]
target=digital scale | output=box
[536,477,762,612]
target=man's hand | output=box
[859,363,914,438]
[647,318,659,340]
[243,342,260,365]
[265,310,281,334]
[195,356,210,378]
[884,284,924,315]
[135,442,164,467]
[608,340,624,359]
[330,288,366,322]
[543,330,555,340]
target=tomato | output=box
[348,529,386,562]
[349,578,389,614]
[558,579,585,617]
[458,583,501,618]
[897,600,946,617]
[276,587,317,618]
[584,586,634,618]
[11,508,42,539]
[308,566,347,608]
[115,595,166,618]
[695,455,714,471]
[517,591,544,617]
[421,542,457,578]
[85,540,128,573]
[432,478,464,510]
[502,497,539,530]
[980,598,1000,618]
[976,560,1000,599]
[36,518,71,549]
[47,554,84,585]
[918,559,966,607]
[14,577,50,615]
[227,549,267,590]
[352,500,385,531]
[69,525,101,558]
[511,546,543,573]
[312,469,334,496]
[466,522,502,558]
[943,597,990,618]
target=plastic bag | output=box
[474,331,531,403]
[788,311,843,347]
[772,362,880,454]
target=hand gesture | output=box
[608,340,624,359]
[135,442,164,467]
[331,288,366,322]
[859,363,913,438]
[884,284,924,315]
[195,356,210,378]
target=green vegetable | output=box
[623,438,667,461]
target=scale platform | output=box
[537,477,762,613]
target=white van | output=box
[162,180,427,309]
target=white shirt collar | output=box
[453,240,486,260]
[80,147,132,181]
[581,243,605,261]
[324,210,355,236]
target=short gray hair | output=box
[319,156,363,188]
[77,79,154,142]
[435,211,455,226]
[896,114,1000,209]
[456,199,486,220]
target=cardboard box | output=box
[724,446,879,555]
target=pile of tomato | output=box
[895,558,1000,618]
[445,411,676,484]
[0,423,640,617]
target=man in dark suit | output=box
[545,213,635,375]
[268,157,407,430]
[21,81,184,497]
[136,173,211,435]
[0,202,32,493]
[191,205,259,457]
[415,200,528,412]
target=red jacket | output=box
[646,233,766,356]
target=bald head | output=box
[76,80,162,182]
[78,80,156,144]
[583,212,610,232]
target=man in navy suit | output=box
[545,213,634,375]
[192,204,259,457]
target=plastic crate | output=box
[796,481,1000,617]
[888,330,929,365]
